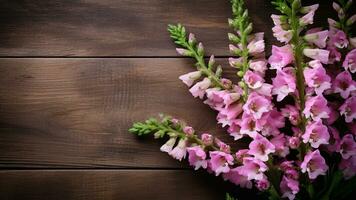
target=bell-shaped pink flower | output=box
[187,146,208,170]
[326,126,341,153]
[222,167,252,188]
[247,37,265,56]
[303,95,330,120]
[338,134,356,159]
[179,71,202,87]
[272,25,292,43]
[160,137,177,153]
[327,46,342,64]
[189,77,211,99]
[201,133,213,146]
[248,134,276,161]
[301,150,328,179]
[302,120,330,148]
[330,30,349,49]
[228,119,243,140]
[268,45,294,70]
[281,105,300,126]
[304,29,328,48]
[238,157,268,181]
[168,138,187,161]
[300,4,319,26]
[209,151,234,176]
[333,71,356,99]
[240,113,259,138]
[303,48,329,64]
[244,70,264,89]
[256,175,270,191]
[243,92,272,119]
[280,175,299,200]
[229,57,243,68]
[272,67,296,101]
[219,102,243,121]
[339,155,356,179]
[339,96,356,123]
[257,109,285,137]
[271,134,290,157]
[304,61,331,95]
[343,49,356,73]
[204,88,226,110]
[249,59,267,75]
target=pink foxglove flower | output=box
[330,30,349,49]
[179,71,202,87]
[333,71,356,99]
[201,133,213,146]
[339,96,356,123]
[249,59,268,75]
[272,67,296,101]
[303,48,329,64]
[256,176,270,191]
[326,127,341,153]
[247,36,265,56]
[281,105,300,126]
[338,134,356,159]
[301,150,328,179]
[204,88,226,110]
[219,102,243,121]
[229,57,243,67]
[272,25,292,43]
[187,146,208,170]
[248,134,276,161]
[280,176,299,200]
[244,70,264,89]
[168,138,187,161]
[160,137,177,153]
[271,14,285,26]
[304,29,329,48]
[268,45,294,70]
[271,134,290,157]
[299,4,319,25]
[228,119,243,140]
[257,109,285,137]
[327,46,342,63]
[343,49,356,73]
[183,126,195,136]
[303,95,330,120]
[222,167,252,188]
[238,157,268,181]
[339,156,356,179]
[209,151,234,176]
[303,61,331,95]
[243,92,272,119]
[189,77,211,99]
[240,113,260,138]
[302,120,330,148]
[288,136,301,149]
[255,83,273,97]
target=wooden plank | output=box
[0,0,335,57]
[0,58,245,168]
[0,170,259,200]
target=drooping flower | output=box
[272,25,293,43]
[301,150,328,179]
[299,4,319,26]
[302,120,330,148]
[160,137,177,153]
[201,133,214,146]
[272,67,296,102]
[238,157,268,181]
[249,59,268,75]
[343,49,356,73]
[329,30,349,49]
[183,126,195,136]
[218,102,243,122]
[229,57,243,68]
[247,35,265,56]
[256,176,270,191]
[338,134,356,159]
[227,119,244,140]
[168,138,187,161]
[327,46,342,64]
[303,60,331,95]
[244,70,264,89]
[288,136,301,149]
[268,45,294,70]
[271,134,290,157]
[257,109,285,136]
[303,95,330,120]
[209,151,234,176]
[281,105,300,126]
[326,126,341,153]
[240,113,260,138]
[280,175,300,200]
[179,71,202,87]
[187,146,208,170]
[204,88,226,110]
[339,96,356,123]
[189,77,211,99]
[339,155,356,179]
[303,48,329,64]
[333,71,356,99]
[222,167,253,188]
[304,29,328,48]
[248,134,276,161]
[243,92,272,119]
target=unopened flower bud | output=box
[332,2,341,12]
[292,0,301,10]
[237,71,244,77]
[244,23,253,35]
[176,48,191,56]
[183,126,195,136]
[228,33,240,43]
[188,33,196,45]
[228,18,234,27]
[208,55,215,68]
[215,65,222,77]
[201,133,213,146]
[197,42,204,55]
[347,14,356,26]
[238,81,245,88]
[221,78,232,88]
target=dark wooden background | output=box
[0,0,334,199]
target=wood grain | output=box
[0,58,246,168]
[0,170,257,200]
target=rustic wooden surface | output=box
[0,0,335,199]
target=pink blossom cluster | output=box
[134,0,356,199]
